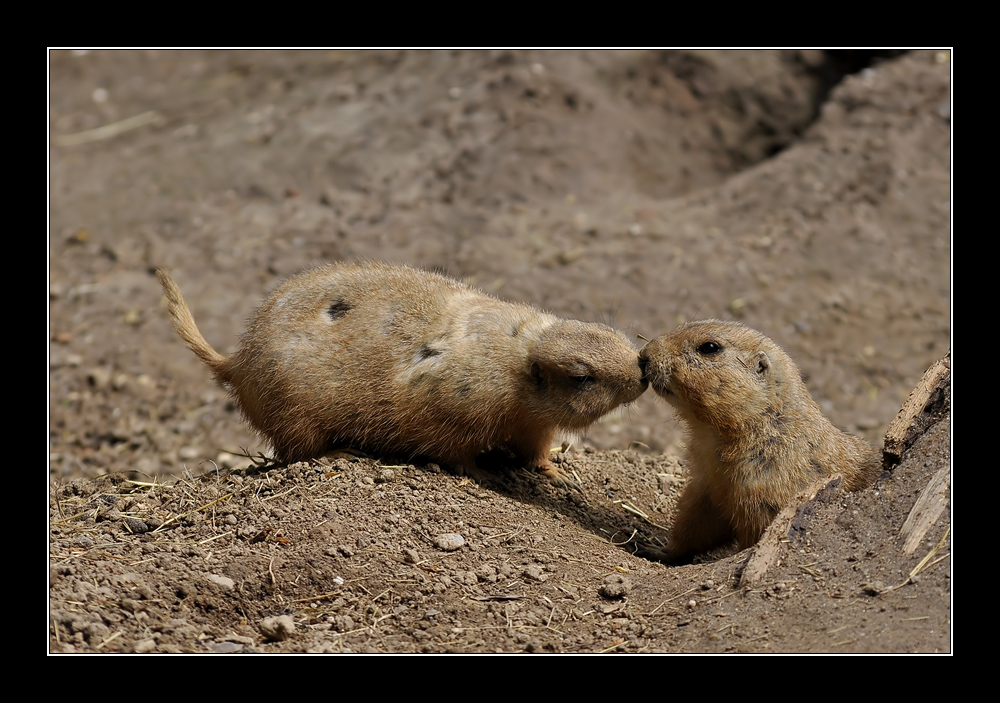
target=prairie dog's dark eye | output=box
[697,341,723,355]
[567,362,594,385]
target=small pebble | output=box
[206,574,235,590]
[434,533,465,551]
[599,574,631,599]
[259,615,296,642]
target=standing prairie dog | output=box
[157,262,647,487]
[639,320,881,563]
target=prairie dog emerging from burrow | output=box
[157,262,647,487]
[639,319,881,563]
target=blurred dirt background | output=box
[49,49,951,653]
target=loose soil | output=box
[49,49,951,653]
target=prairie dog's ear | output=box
[754,350,771,377]
[530,361,546,389]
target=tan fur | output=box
[639,319,881,563]
[157,263,647,484]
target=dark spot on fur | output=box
[765,407,787,431]
[744,450,771,478]
[419,344,441,360]
[811,459,826,475]
[327,299,352,320]
[762,434,781,453]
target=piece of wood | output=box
[740,475,842,588]
[898,464,951,554]
[883,351,950,467]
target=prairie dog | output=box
[157,262,647,486]
[639,319,880,563]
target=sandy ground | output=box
[49,49,951,653]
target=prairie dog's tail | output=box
[156,269,229,373]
